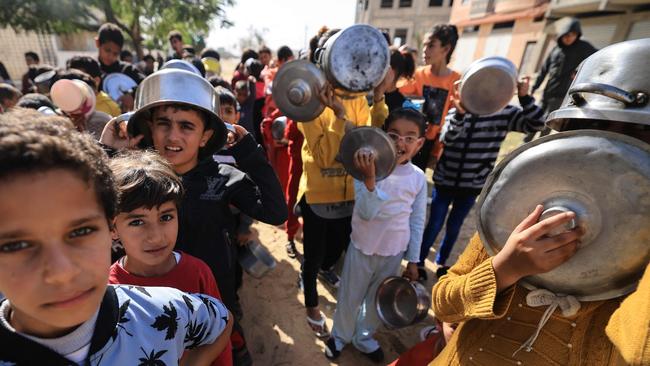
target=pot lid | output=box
[102,73,138,102]
[460,56,517,115]
[477,130,650,301]
[339,127,397,182]
[272,60,326,122]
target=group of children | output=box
[0,19,647,366]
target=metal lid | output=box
[547,39,650,130]
[338,127,397,182]
[477,130,650,301]
[459,56,517,115]
[272,60,326,122]
[320,24,389,92]
[127,68,227,156]
[102,73,137,102]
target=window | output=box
[519,41,537,76]
[399,0,413,7]
[365,0,369,9]
[381,0,393,8]
[394,28,408,46]
[450,0,454,6]
[429,0,444,6]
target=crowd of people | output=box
[0,15,648,366]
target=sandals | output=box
[307,311,330,338]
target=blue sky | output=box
[206,0,357,54]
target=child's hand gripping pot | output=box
[353,149,376,192]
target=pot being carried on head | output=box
[338,127,397,182]
[127,68,227,155]
[376,276,431,329]
[457,56,517,115]
[272,24,390,122]
[477,130,650,301]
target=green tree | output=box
[0,0,234,58]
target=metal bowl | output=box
[459,56,517,115]
[339,127,397,182]
[477,130,650,301]
[271,116,287,140]
[102,73,137,102]
[127,68,227,156]
[376,276,431,329]
[319,24,390,92]
[238,240,277,279]
[160,59,202,76]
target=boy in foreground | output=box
[108,150,233,366]
[0,109,232,365]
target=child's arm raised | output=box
[432,205,582,323]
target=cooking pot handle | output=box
[569,82,647,106]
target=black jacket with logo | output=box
[175,134,287,310]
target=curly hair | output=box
[0,108,118,220]
[109,150,183,214]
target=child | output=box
[234,79,256,140]
[399,24,461,170]
[418,76,544,279]
[122,69,287,365]
[0,83,21,113]
[107,150,233,366]
[298,28,390,338]
[0,109,232,365]
[324,108,427,362]
[67,55,121,117]
[427,40,650,366]
[95,23,145,111]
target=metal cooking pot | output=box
[272,60,327,122]
[160,59,202,76]
[477,129,650,301]
[376,276,431,329]
[547,38,650,131]
[338,127,397,182]
[318,24,390,92]
[238,240,277,279]
[458,56,517,115]
[33,69,57,94]
[127,68,227,156]
[271,116,287,140]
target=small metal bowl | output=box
[376,276,431,329]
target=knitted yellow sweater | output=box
[297,94,387,204]
[430,233,650,366]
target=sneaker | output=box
[417,267,428,282]
[323,337,341,360]
[285,240,298,258]
[436,265,450,278]
[318,269,340,288]
[361,346,384,363]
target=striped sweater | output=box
[433,95,544,195]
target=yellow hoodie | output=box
[298,94,387,204]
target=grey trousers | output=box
[331,244,403,353]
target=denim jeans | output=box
[418,187,477,266]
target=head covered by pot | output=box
[127,68,228,157]
[272,24,390,122]
[478,39,650,301]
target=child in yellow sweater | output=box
[425,40,650,366]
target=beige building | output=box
[355,0,453,49]
[449,0,650,77]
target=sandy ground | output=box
[237,133,525,365]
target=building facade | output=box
[355,0,453,49]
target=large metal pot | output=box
[127,68,227,156]
[238,240,277,279]
[547,38,650,131]
[338,127,397,182]
[376,276,431,329]
[477,130,650,301]
[318,24,390,92]
[458,56,517,115]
